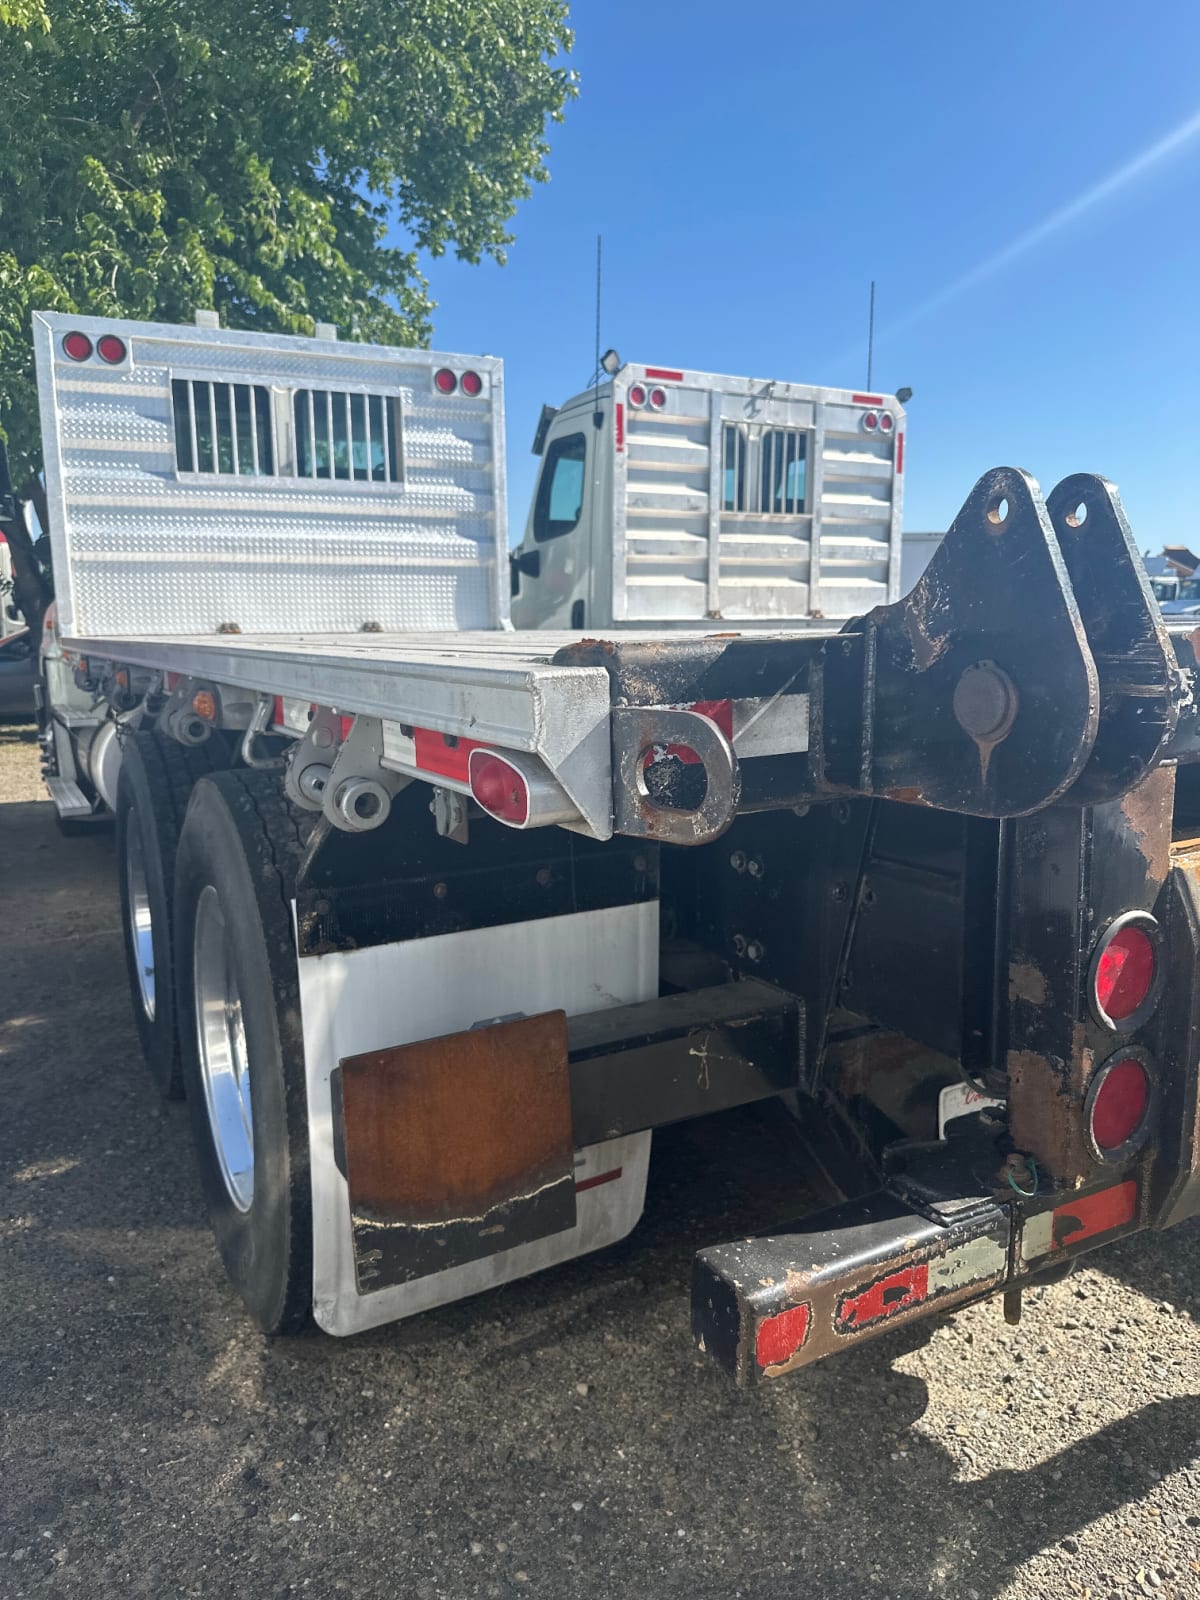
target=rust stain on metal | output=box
[829,1030,931,1097]
[1006,1040,1090,1181]
[783,1268,811,1302]
[883,786,927,806]
[1118,765,1174,890]
[339,1011,573,1222]
[1008,959,1048,1007]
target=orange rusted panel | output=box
[337,1011,576,1290]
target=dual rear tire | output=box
[116,742,313,1333]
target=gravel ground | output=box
[1,721,1199,1600]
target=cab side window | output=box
[533,432,587,542]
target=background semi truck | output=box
[28,310,1200,1385]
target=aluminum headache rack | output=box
[34,311,509,638]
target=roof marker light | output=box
[628,384,647,407]
[63,331,92,362]
[434,368,457,394]
[460,370,482,396]
[862,411,879,432]
[648,386,667,410]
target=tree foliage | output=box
[0,0,576,481]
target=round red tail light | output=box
[96,334,127,364]
[62,331,92,362]
[434,368,457,394]
[1091,918,1157,1026]
[460,369,482,396]
[1087,1054,1151,1158]
[628,383,647,407]
[649,386,667,410]
[879,412,894,433]
[862,411,879,432]
[469,752,529,825]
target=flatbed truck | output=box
[29,310,1200,1385]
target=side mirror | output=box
[509,547,541,596]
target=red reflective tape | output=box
[165,671,180,691]
[338,715,355,741]
[688,698,734,739]
[1051,1179,1137,1251]
[575,1167,622,1194]
[615,402,625,453]
[272,695,286,729]
[412,727,487,783]
[896,433,905,475]
[836,1263,929,1333]
[644,367,684,382]
[851,392,884,406]
[756,1302,811,1369]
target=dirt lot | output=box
[1,721,1199,1600]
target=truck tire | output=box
[116,729,230,1099]
[172,770,313,1334]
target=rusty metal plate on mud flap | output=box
[333,1011,576,1293]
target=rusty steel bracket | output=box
[813,466,1100,817]
[1045,474,1180,804]
[612,705,741,845]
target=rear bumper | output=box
[693,1172,1145,1387]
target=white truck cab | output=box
[510,361,906,631]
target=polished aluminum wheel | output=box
[125,811,156,1020]
[193,885,254,1211]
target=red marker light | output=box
[63,331,92,362]
[1088,1056,1150,1155]
[648,387,667,410]
[434,368,457,394]
[460,370,482,396]
[862,411,879,432]
[1092,921,1156,1024]
[879,412,894,433]
[96,334,127,364]
[628,384,647,407]
[469,752,529,825]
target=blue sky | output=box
[415,1,1200,552]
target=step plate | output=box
[45,776,94,820]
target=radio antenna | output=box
[866,279,876,390]
[592,233,604,427]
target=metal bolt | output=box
[732,933,747,956]
[535,867,553,888]
[433,881,449,901]
[632,854,648,873]
[833,801,851,824]
[831,882,849,903]
[747,857,764,879]
[729,851,747,873]
[745,939,765,963]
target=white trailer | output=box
[510,361,905,630]
[32,311,1197,1387]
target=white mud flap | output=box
[297,901,658,1335]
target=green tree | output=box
[0,0,575,627]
